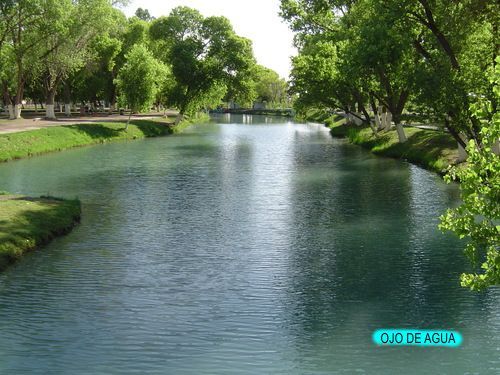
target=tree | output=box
[0,1,14,57]
[135,8,153,21]
[284,2,385,134]
[280,0,499,146]
[439,58,500,291]
[150,7,255,120]
[115,44,166,128]
[1,0,53,119]
[346,0,417,142]
[253,65,288,108]
[70,32,123,114]
[38,0,115,119]
[385,0,499,148]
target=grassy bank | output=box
[0,119,172,162]
[299,109,458,174]
[0,113,210,163]
[0,194,81,271]
[341,124,457,173]
[172,112,211,134]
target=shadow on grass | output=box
[0,197,81,271]
[382,130,456,167]
[65,120,174,139]
[128,120,174,136]
[64,123,123,138]
[337,124,458,173]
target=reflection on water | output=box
[0,118,498,374]
[212,113,293,125]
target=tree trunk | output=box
[385,111,393,131]
[8,105,15,120]
[380,108,387,130]
[14,61,25,119]
[109,72,117,114]
[352,113,363,126]
[65,103,71,116]
[62,82,71,117]
[2,81,14,119]
[175,113,183,125]
[13,104,22,119]
[457,143,468,162]
[46,104,55,119]
[374,112,382,129]
[395,123,407,143]
[126,110,132,130]
[444,116,467,149]
[45,88,57,119]
[370,102,382,131]
[457,133,468,162]
[417,0,460,70]
[359,102,377,135]
[369,96,381,134]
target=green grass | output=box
[333,124,458,173]
[0,119,181,163]
[0,114,212,163]
[296,108,336,123]
[326,116,348,136]
[0,195,81,271]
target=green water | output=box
[0,115,498,374]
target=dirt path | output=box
[0,111,177,135]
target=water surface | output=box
[0,114,498,374]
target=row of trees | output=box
[0,2,289,121]
[280,0,498,148]
[279,0,499,290]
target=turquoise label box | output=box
[372,329,462,347]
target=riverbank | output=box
[0,194,81,271]
[0,113,209,163]
[0,113,207,270]
[301,110,458,174]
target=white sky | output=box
[123,0,297,79]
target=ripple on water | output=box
[0,119,498,374]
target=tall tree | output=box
[38,0,115,119]
[150,7,256,121]
[1,0,53,119]
[135,8,153,21]
[383,0,499,148]
[115,44,166,128]
[253,65,288,108]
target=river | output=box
[0,115,498,374]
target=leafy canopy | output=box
[150,6,255,115]
[440,59,500,291]
[115,44,166,115]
